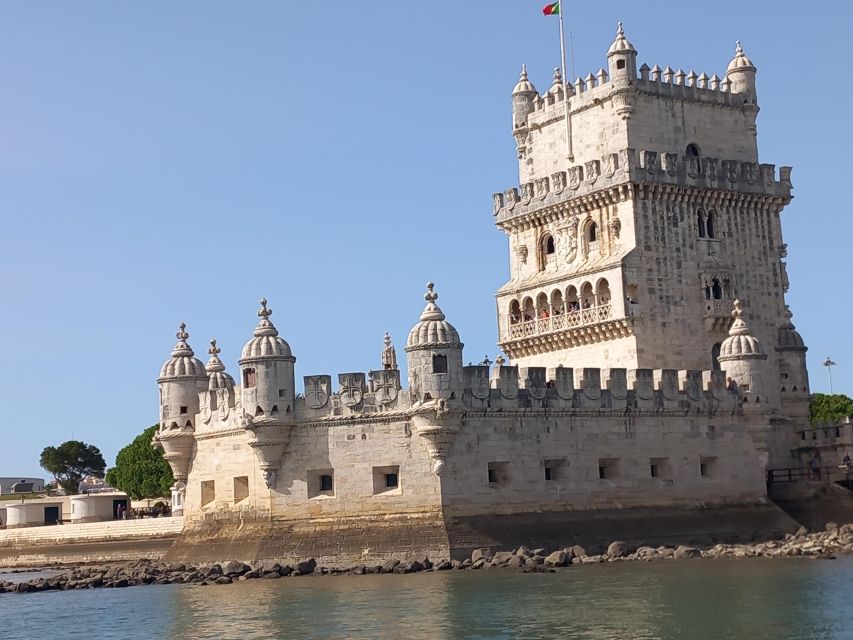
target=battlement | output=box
[493,147,792,226]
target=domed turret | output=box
[157,323,208,430]
[238,298,296,421]
[725,41,757,103]
[776,305,810,400]
[405,282,464,403]
[512,65,539,151]
[718,300,769,404]
[607,22,637,84]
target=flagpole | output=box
[557,2,574,161]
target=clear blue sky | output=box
[1,1,850,478]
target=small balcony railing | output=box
[508,304,613,340]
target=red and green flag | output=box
[542,2,560,16]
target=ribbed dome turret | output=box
[239,298,294,362]
[726,41,755,73]
[718,300,767,361]
[158,323,207,380]
[405,282,463,351]
[607,22,636,56]
[206,339,235,390]
[512,64,538,96]
[777,306,806,351]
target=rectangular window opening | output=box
[308,469,335,498]
[372,465,401,495]
[180,406,188,415]
[650,457,671,480]
[543,458,567,482]
[488,461,509,487]
[598,458,619,480]
[243,368,257,388]
[200,480,215,507]
[233,476,249,503]
[700,456,717,478]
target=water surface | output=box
[1,557,850,639]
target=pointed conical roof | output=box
[159,323,207,380]
[726,41,755,73]
[239,298,294,362]
[718,300,767,361]
[607,22,636,56]
[206,338,235,390]
[405,282,463,351]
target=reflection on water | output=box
[1,558,851,640]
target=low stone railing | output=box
[0,517,184,545]
[508,304,613,340]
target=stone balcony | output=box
[500,304,634,358]
[703,299,735,332]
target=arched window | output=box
[706,210,716,239]
[686,143,701,157]
[522,297,534,322]
[509,300,521,324]
[544,235,555,255]
[551,289,564,315]
[580,282,594,309]
[538,233,556,271]
[566,285,579,312]
[723,277,733,299]
[711,343,721,371]
[711,278,722,300]
[595,278,611,306]
[697,209,706,238]
[536,292,550,319]
[586,222,598,243]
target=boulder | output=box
[529,555,545,566]
[544,550,568,567]
[491,551,515,566]
[471,559,487,570]
[471,548,493,563]
[278,565,294,577]
[506,555,525,568]
[674,545,701,560]
[296,559,318,575]
[380,559,400,574]
[795,526,808,538]
[404,561,424,573]
[222,560,250,576]
[421,557,433,570]
[533,548,548,557]
[826,523,839,535]
[607,541,628,558]
[515,546,533,558]
[214,576,232,585]
[569,545,587,559]
[435,560,452,571]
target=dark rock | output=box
[404,561,424,573]
[351,565,367,575]
[279,565,294,577]
[214,576,233,584]
[421,557,433,570]
[206,564,223,577]
[435,560,452,571]
[296,559,317,574]
[380,559,400,574]
[262,572,281,579]
[114,579,129,588]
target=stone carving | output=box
[525,367,547,400]
[304,375,332,409]
[703,157,718,180]
[516,244,528,265]
[216,388,231,419]
[534,177,549,199]
[504,188,518,210]
[370,369,400,405]
[722,159,738,182]
[584,160,600,184]
[606,369,628,401]
[664,153,679,176]
[521,182,534,204]
[781,261,790,293]
[643,151,658,174]
[554,367,574,401]
[263,469,276,489]
[568,166,583,190]
[200,392,212,424]
[492,192,504,214]
[551,171,567,193]
[338,373,365,408]
[465,366,490,400]
[602,153,618,178]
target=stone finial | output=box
[171,322,194,358]
[719,299,766,361]
[553,67,562,85]
[727,40,756,73]
[253,297,279,337]
[381,331,398,370]
[206,338,225,373]
[513,64,538,95]
[419,281,446,322]
[607,21,636,55]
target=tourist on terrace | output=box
[843,451,851,467]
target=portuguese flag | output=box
[542,1,559,15]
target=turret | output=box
[717,300,770,406]
[725,41,757,104]
[607,22,637,85]
[155,322,207,515]
[238,298,296,422]
[776,306,809,422]
[511,65,538,158]
[404,282,464,404]
[203,338,235,420]
[157,323,207,432]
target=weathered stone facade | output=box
[153,27,809,564]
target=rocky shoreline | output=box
[3,523,852,595]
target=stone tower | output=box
[493,26,805,422]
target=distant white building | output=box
[0,477,45,495]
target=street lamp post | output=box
[823,357,837,394]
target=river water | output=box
[1,557,851,639]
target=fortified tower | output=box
[494,26,808,422]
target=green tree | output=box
[809,393,853,426]
[105,425,173,500]
[39,440,107,494]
